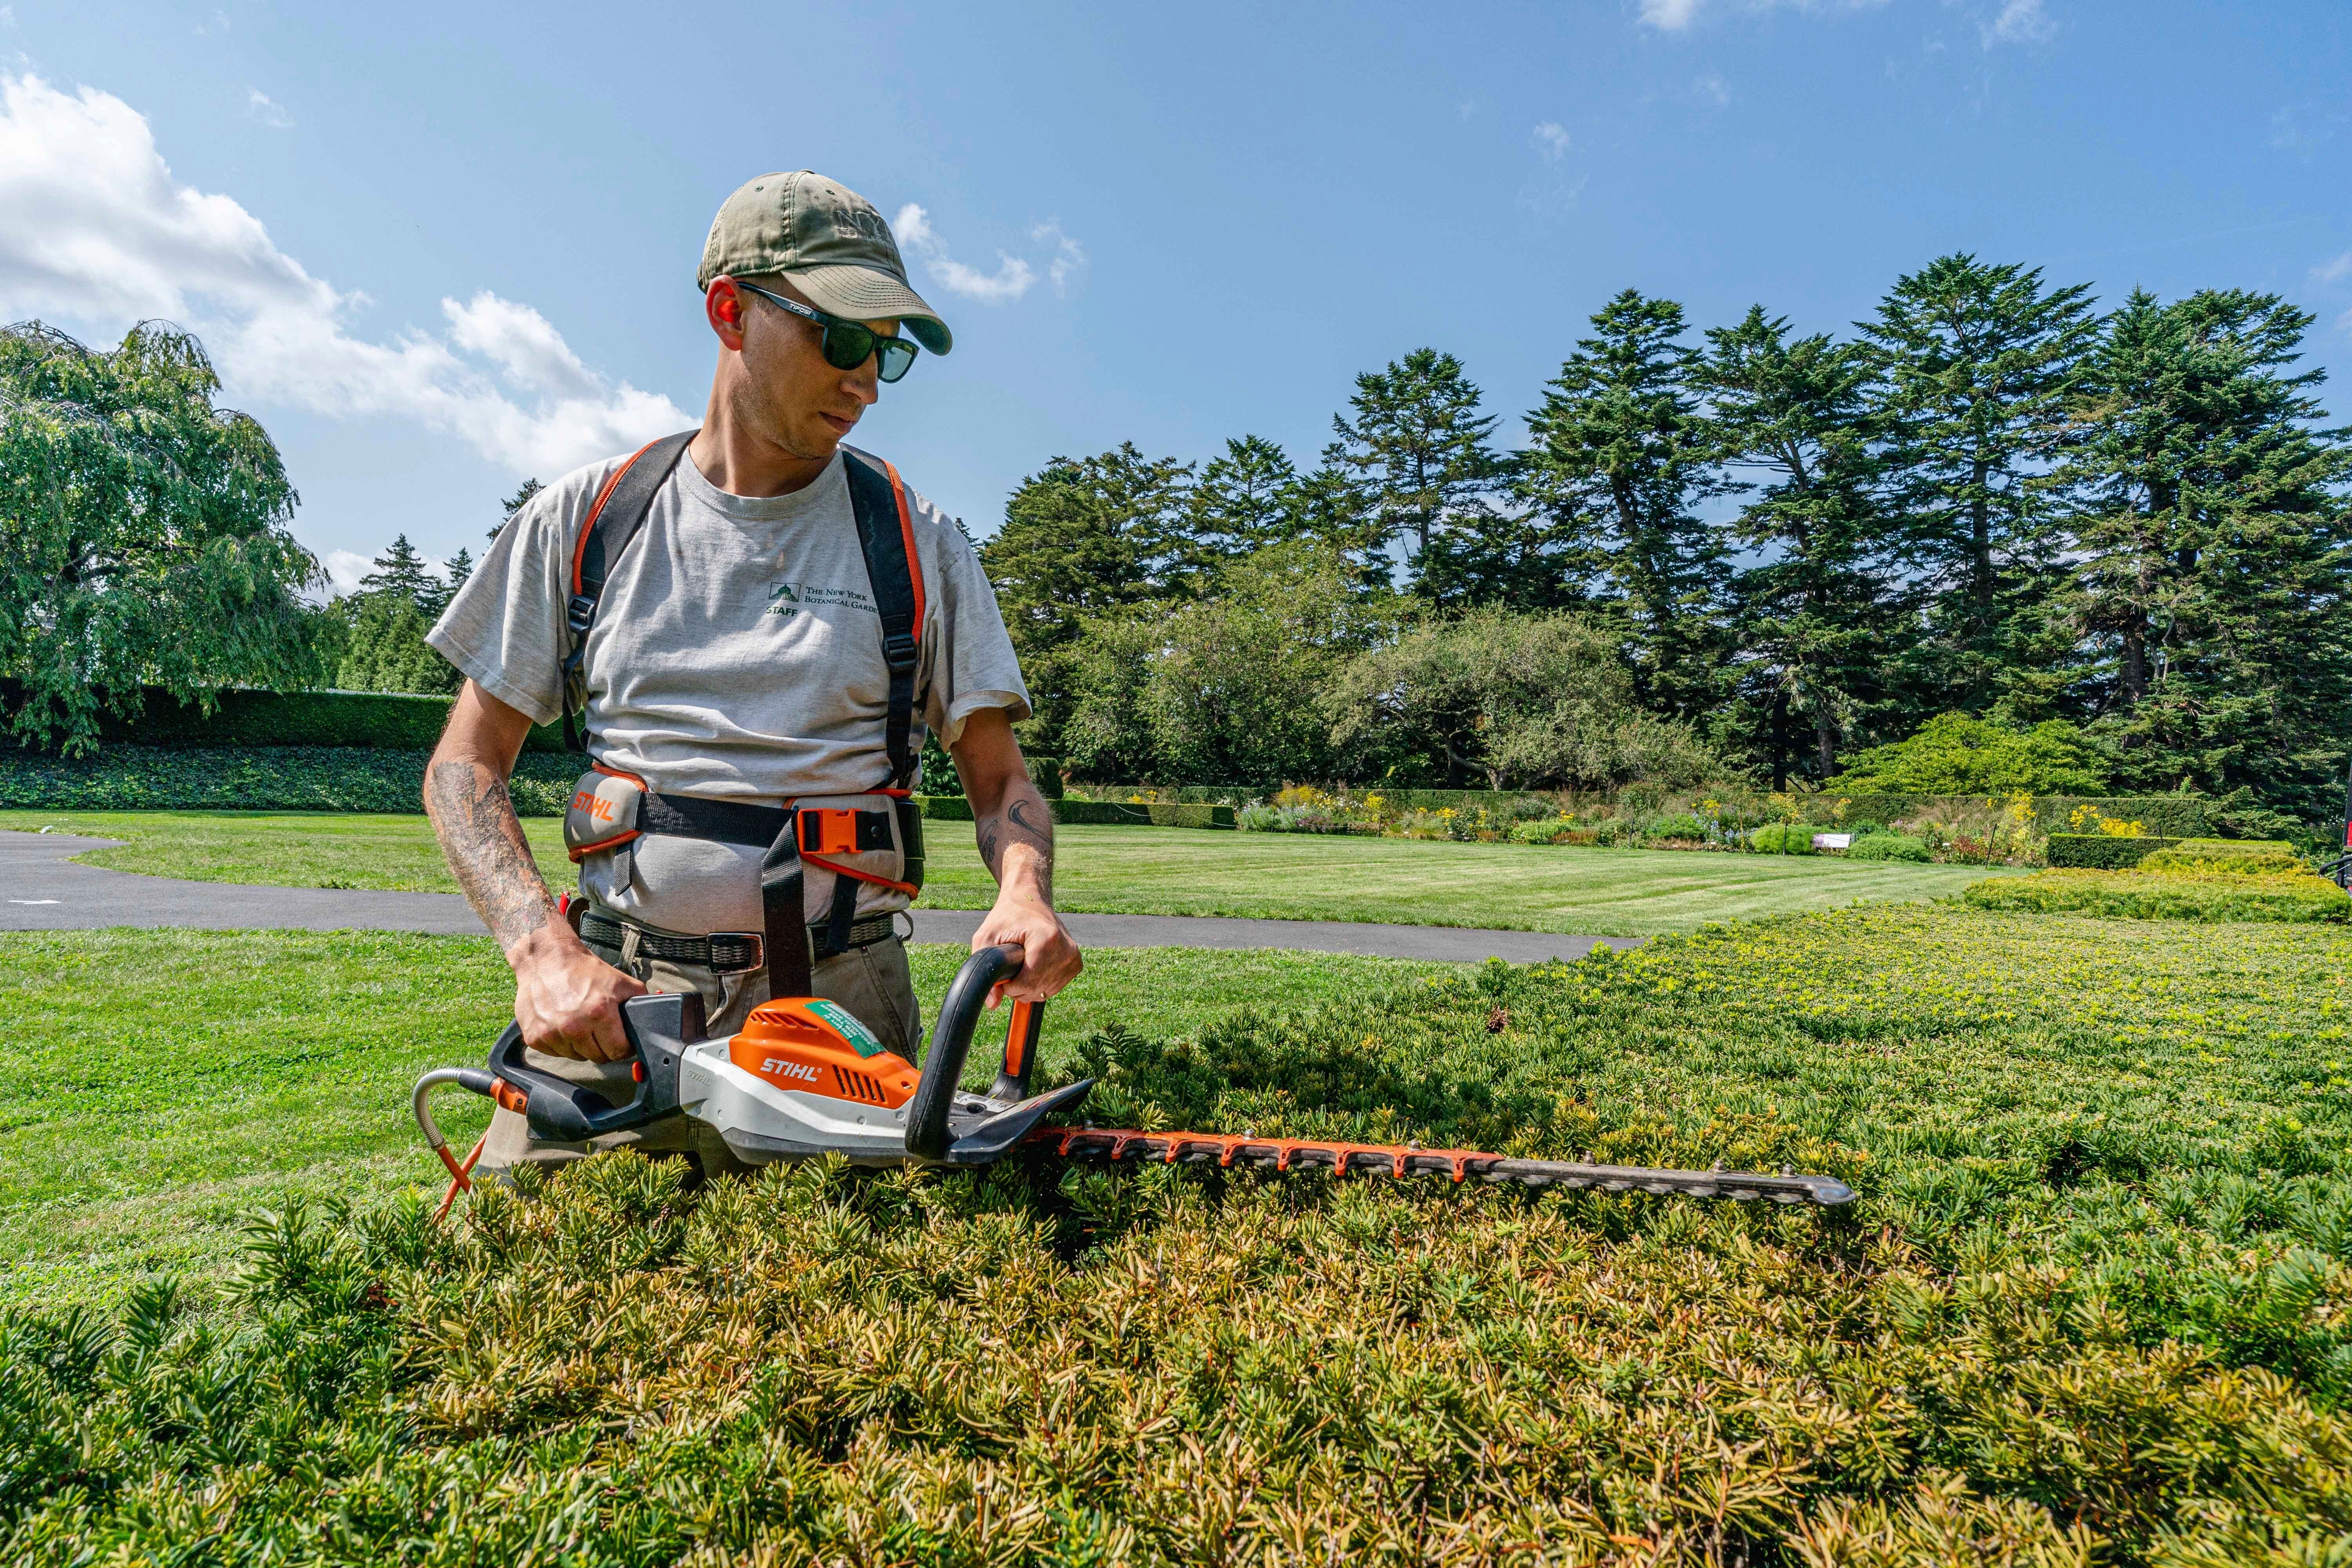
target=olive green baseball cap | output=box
[697,171,951,356]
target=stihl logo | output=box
[763,1057,818,1084]
[572,791,614,821]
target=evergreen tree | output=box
[334,594,460,694]
[1701,307,1904,784]
[1519,290,1728,720]
[1188,435,1299,559]
[1321,348,1508,579]
[980,444,1194,753]
[2058,288,2352,817]
[492,477,543,541]
[1862,255,2098,711]
[357,534,439,611]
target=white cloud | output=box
[1695,72,1731,105]
[2314,252,2352,286]
[0,8,16,28]
[1030,222,1087,294]
[196,9,228,33]
[0,73,688,477]
[1636,0,1886,30]
[892,200,1080,306]
[246,89,291,129]
[1984,0,2055,44]
[1532,121,1571,162]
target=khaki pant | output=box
[479,916,921,1176]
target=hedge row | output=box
[1,683,572,753]
[1964,868,2351,923]
[916,796,1232,829]
[0,747,581,815]
[2046,833,2184,868]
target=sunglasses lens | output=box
[820,322,875,372]
[875,339,917,383]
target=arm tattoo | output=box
[428,759,556,949]
[978,784,1055,904]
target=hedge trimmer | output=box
[412,947,1856,1211]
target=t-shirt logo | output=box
[768,581,877,618]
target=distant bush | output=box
[1750,822,1822,855]
[2047,833,2184,869]
[1836,712,2108,794]
[1508,818,1595,846]
[2138,841,2304,876]
[1646,812,1710,842]
[1964,868,2350,923]
[1847,832,1932,862]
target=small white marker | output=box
[7,899,62,905]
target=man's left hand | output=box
[971,893,1081,1006]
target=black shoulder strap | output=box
[560,430,697,753]
[839,445,924,789]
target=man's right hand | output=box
[507,924,646,1061]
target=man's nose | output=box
[845,358,882,405]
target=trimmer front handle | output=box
[485,990,706,1142]
[906,945,1039,1161]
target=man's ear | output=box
[705,278,748,352]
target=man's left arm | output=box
[949,706,1082,1004]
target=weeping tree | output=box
[0,320,322,751]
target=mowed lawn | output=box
[0,929,1442,1307]
[0,809,2014,935]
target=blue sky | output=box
[2,0,2346,592]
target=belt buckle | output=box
[706,931,765,975]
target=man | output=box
[424,169,1079,1175]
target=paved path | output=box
[1,833,1635,963]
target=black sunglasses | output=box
[731,279,920,383]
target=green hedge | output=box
[2,684,572,753]
[915,797,1232,829]
[0,747,581,815]
[1825,793,2215,839]
[2047,833,2183,869]
[1964,868,2351,923]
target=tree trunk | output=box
[1814,704,1838,778]
[1770,690,1789,792]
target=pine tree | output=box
[1188,435,1299,558]
[980,444,1194,753]
[1702,307,1905,784]
[1321,348,1508,577]
[357,534,439,612]
[1519,290,1728,720]
[435,548,475,613]
[2059,288,2352,817]
[1862,255,2098,711]
[492,477,543,541]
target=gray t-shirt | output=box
[427,445,1028,934]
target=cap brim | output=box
[784,263,952,356]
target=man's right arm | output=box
[425,681,642,1062]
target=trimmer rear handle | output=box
[487,990,706,1142]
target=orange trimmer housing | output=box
[728,997,920,1109]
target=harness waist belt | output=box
[637,790,789,848]
[580,908,898,972]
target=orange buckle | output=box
[798,808,862,856]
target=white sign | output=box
[1813,833,1853,850]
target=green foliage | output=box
[1648,811,1710,840]
[331,593,461,694]
[1838,711,2109,794]
[18,905,2352,1560]
[1862,254,2101,711]
[913,797,1230,829]
[1965,867,2351,922]
[1062,544,1390,785]
[1519,290,1729,716]
[1750,821,1823,854]
[1325,607,1725,790]
[1846,831,1933,862]
[2138,841,2305,877]
[2048,833,2185,869]
[1321,346,1510,587]
[0,684,570,750]
[0,746,582,813]
[0,321,326,753]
